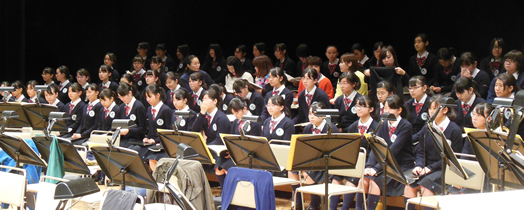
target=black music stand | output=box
[467,130,524,189]
[0,133,47,168]
[221,134,281,171]
[287,132,362,210]
[157,130,215,164]
[32,136,90,175]
[366,113,410,210]
[23,104,68,133]
[91,146,158,190]
[0,102,31,128]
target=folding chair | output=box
[268,140,301,186]
[0,165,27,209]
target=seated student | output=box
[179,55,214,92]
[333,71,362,131]
[150,56,168,90]
[289,102,338,210]
[261,95,295,141]
[188,72,208,113]
[225,56,254,91]
[190,84,231,145]
[331,95,378,210]
[117,83,147,149]
[332,53,368,104]
[368,41,384,68]
[131,56,147,93]
[142,84,172,170]
[120,73,136,88]
[45,84,64,110]
[297,56,335,99]
[454,77,486,129]
[165,71,184,110]
[97,89,121,131]
[141,70,162,108]
[155,43,177,72]
[451,52,491,99]
[98,64,119,92]
[430,47,460,94]
[494,73,519,98]
[376,81,395,116]
[321,45,341,89]
[217,84,234,114]
[295,43,310,78]
[61,83,86,139]
[103,52,120,83]
[404,95,463,209]
[41,67,55,86]
[405,75,433,135]
[233,79,265,116]
[355,95,414,210]
[260,67,294,121]
[273,43,297,77]
[294,68,330,124]
[202,43,228,84]
[171,88,197,131]
[253,55,274,96]
[56,65,73,104]
[351,43,372,70]
[76,68,91,91]
[479,38,506,81]
[26,80,46,103]
[407,33,438,84]
[9,80,28,102]
[487,50,524,103]
[70,84,102,145]
[229,97,262,136]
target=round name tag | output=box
[137,80,143,86]
[391,134,397,142]
[62,88,68,93]
[109,111,115,118]
[333,72,340,77]
[223,104,228,112]
[213,123,217,131]
[421,68,427,75]
[421,112,429,121]
[249,103,256,111]
[157,119,164,126]
[351,106,357,114]
[180,119,186,127]
[276,128,284,136]
[451,75,457,82]
[197,100,201,106]
[505,110,512,120]
[494,69,500,76]
[130,114,136,121]
[71,114,77,120]
[89,110,95,117]
[178,63,183,69]
[217,66,222,72]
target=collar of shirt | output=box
[491,57,502,62]
[107,102,116,112]
[137,69,146,76]
[126,97,137,111]
[59,80,70,89]
[433,116,450,131]
[29,96,38,102]
[162,56,167,62]
[388,115,402,128]
[207,107,218,124]
[510,93,515,98]
[360,55,369,65]
[417,51,429,59]
[15,95,26,102]
[329,58,339,65]
[102,81,111,88]
[82,83,89,89]
[415,93,428,104]
[358,117,374,129]
[463,94,476,106]
[70,98,81,106]
[313,120,327,132]
[45,81,55,86]
[151,101,164,118]
[513,72,519,80]
[471,68,480,78]
[89,99,100,106]
[305,86,317,96]
[380,102,384,109]
[51,99,60,106]
[344,90,357,101]
[174,84,181,92]
[271,112,286,126]
[194,87,204,97]
[245,92,252,100]
[221,94,226,101]
[273,85,285,94]
[240,58,246,63]
[179,105,190,112]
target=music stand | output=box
[32,136,90,175]
[426,97,475,195]
[0,102,31,128]
[0,133,47,168]
[467,130,524,189]
[220,134,281,171]
[157,130,215,164]
[23,104,68,134]
[0,86,14,103]
[287,132,362,210]
[91,146,158,190]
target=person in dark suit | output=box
[171,88,197,131]
[61,83,86,139]
[98,64,119,93]
[260,67,294,121]
[228,97,262,136]
[479,38,506,81]
[164,71,185,110]
[450,52,491,99]
[261,95,295,142]
[96,89,121,132]
[70,84,102,145]
[405,76,433,135]
[202,43,228,84]
[273,43,297,77]
[333,71,362,131]
[26,80,47,103]
[454,77,487,129]
[294,68,330,124]
[44,84,65,110]
[232,79,265,117]
[407,34,438,85]
[190,84,231,145]
[486,50,524,103]
[429,47,460,94]
[55,65,73,104]
[117,83,147,150]
[8,80,28,102]
[187,72,208,113]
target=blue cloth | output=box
[221,167,275,210]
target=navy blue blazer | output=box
[293,88,330,124]
[191,109,231,145]
[347,119,379,156]
[171,108,197,131]
[230,119,262,136]
[333,92,362,129]
[54,101,65,112]
[432,61,461,93]
[262,116,295,141]
[221,94,235,114]
[188,91,205,114]
[57,82,72,104]
[76,102,103,138]
[404,97,431,134]
[408,53,438,85]
[247,91,265,117]
[487,72,524,103]
[179,70,215,92]
[451,70,491,99]
[146,104,173,142]
[119,100,148,145]
[99,81,119,93]
[413,122,463,171]
[321,60,341,90]
[274,57,298,77]
[260,88,294,121]
[97,104,121,131]
[455,96,486,129]
[63,101,86,134]
[366,118,414,172]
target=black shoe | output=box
[305,205,320,210]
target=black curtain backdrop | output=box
[2,1,524,84]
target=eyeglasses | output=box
[355,105,369,109]
[505,59,516,64]
[408,86,423,91]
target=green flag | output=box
[45,136,65,184]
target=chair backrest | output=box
[225,167,275,210]
[445,157,485,191]
[230,181,256,208]
[89,130,120,146]
[166,182,197,210]
[99,189,144,210]
[269,140,291,169]
[328,147,367,178]
[0,165,27,207]
[35,182,63,209]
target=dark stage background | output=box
[2,1,524,84]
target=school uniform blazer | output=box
[179,70,215,92]
[221,94,235,114]
[347,119,379,156]
[298,77,335,99]
[8,96,28,102]
[487,72,524,103]
[432,61,461,92]
[119,100,147,144]
[202,58,228,84]
[333,92,363,129]
[58,82,72,104]
[97,105,122,131]
[247,91,265,117]
[479,56,505,81]
[146,104,172,143]
[165,87,187,110]
[230,119,262,136]
[171,109,197,131]
[413,122,463,171]
[274,57,298,77]
[63,101,86,134]
[136,74,147,93]
[407,53,438,85]
[188,92,205,114]
[451,70,491,100]
[262,116,295,141]
[260,88,294,121]
[190,110,231,145]
[455,96,486,129]
[321,60,341,89]
[303,123,339,135]
[404,97,430,134]
[100,81,119,93]
[366,118,414,172]
[55,101,65,112]
[293,88,330,124]
[76,102,103,138]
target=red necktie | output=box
[212,61,217,69]
[416,57,426,66]
[305,93,313,107]
[238,120,244,132]
[489,61,501,74]
[104,109,109,119]
[312,128,321,134]
[462,104,471,115]
[279,62,284,69]
[328,64,337,74]
[380,107,384,115]
[443,66,453,75]
[29,99,33,103]
[86,104,93,114]
[69,104,74,115]
[125,105,130,116]
[344,98,352,111]
[413,102,423,115]
[134,73,141,82]
[151,109,156,120]
[270,120,277,133]
[302,62,307,71]
[439,126,444,131]
[389,126,396,138]
[170,91,175,103]
[358,125,367,136]
[272,90,280,96]
[59,84,63,90]
[192,94,198,106]
[206,114,212,129]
